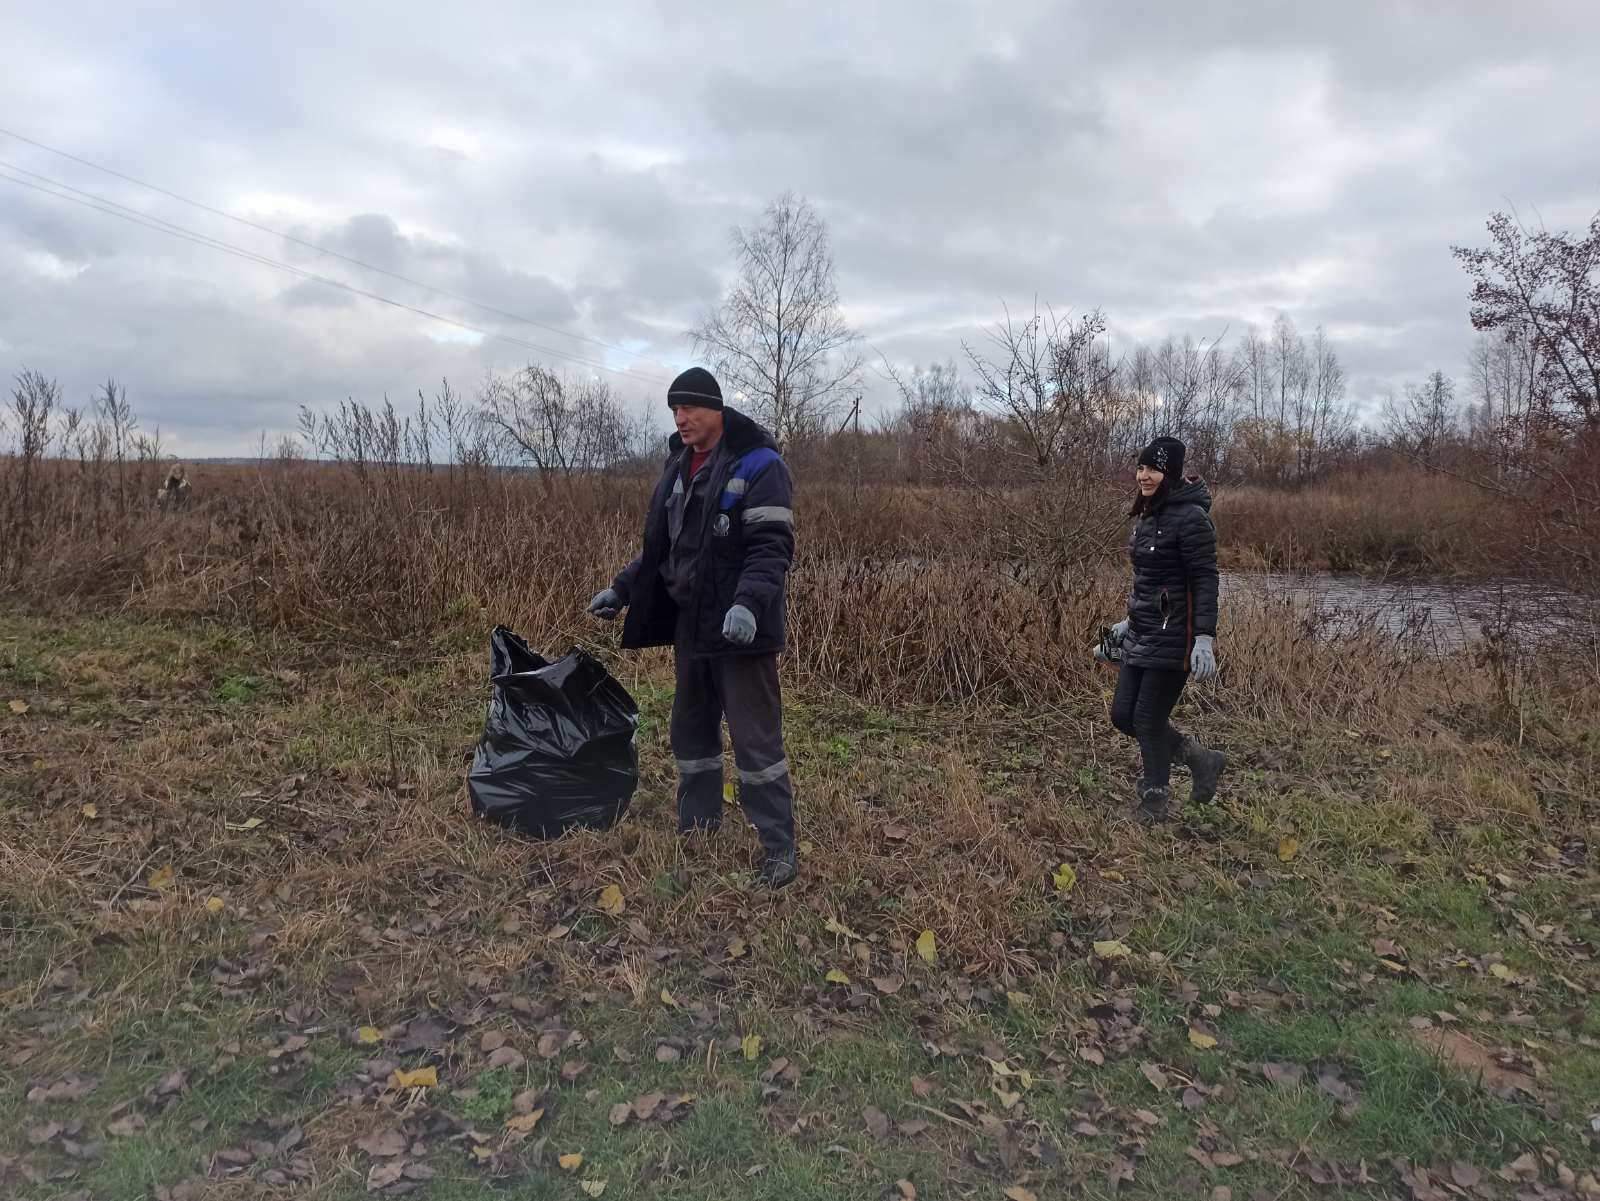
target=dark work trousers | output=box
[1109,663,1189,789]
[670,646,795,853]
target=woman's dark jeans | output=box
[1110,663,1188,789]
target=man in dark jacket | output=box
[587,367,799,887]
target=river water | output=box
[1221,571,1592,653]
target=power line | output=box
[0,163,671,384]
[0,124,661,366]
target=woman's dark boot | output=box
[1135,783,1171,825]
[1181,739,1228,805]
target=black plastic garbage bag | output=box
[467,626,639,838]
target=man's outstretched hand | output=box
[587,588,624,621]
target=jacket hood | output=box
[1165,476,1212,512]
[666,406,778,457]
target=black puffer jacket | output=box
[613,408,794,658]
[1121,477,1219,671]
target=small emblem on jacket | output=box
[712,513,732,537]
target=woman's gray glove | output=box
[1110,618,1130,644]
[1190,634,1217,680]
[587,588,624,621]
[722,604,756,645]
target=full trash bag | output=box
[467,626,639,838]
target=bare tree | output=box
[1383,370,1458,456]
[477,364,641,477]
[691,192,861,442]
[95,378,137,514]
[1453,210,1600,434]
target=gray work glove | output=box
[587,588,624,621]
[722,604,756,646]
[1190,634,1218,681]
[1109,618,1130,645]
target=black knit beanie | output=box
[1138,436,1186,479]
[667,367,723,410]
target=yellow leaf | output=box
[7,699,28,715]
[559,1153,584,1171]
[505,1109,544,1133]
[660,989,679,1008]
[1006,990,1031,1007]
[1278,836,1299,862]
[1100,870,1125,883]
[580,1182,607,1199]
[1188,1027,1218,1049]
[388,1066,437,1089]
[204,896,226,915]
[915,929,937,964]
[1377,958,1409,974]
[1249,813,1268,834]
[1376,749,1392,760]
[723,780,735,803]
[356,1025,382,1044]
[1052,862,1077,894]
[824,917,862,941]
[597,884,625,915]
[824,968,851,985]
[81,803,98,819]
[1093,939,1131,960]
[1489,963,1514,980]
[741,1033,762,1060]
[726,938,747,959]
[471,1145,494,1161]
[225,816,264,831]
[148,865,175,890]
[1004,1187,1039,1201]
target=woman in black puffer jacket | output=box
[1101,436,1228,824]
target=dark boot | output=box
[1182,738,1228,805]
[1135,783,1171,826]
[756,845,798,889]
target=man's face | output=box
[673,403,724,451]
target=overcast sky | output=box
[2,1,1596,455]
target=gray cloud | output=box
[2,0,1596,452]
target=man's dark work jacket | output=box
[613,407,795,658]
[1120,477,1218,671]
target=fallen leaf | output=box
[872,974,904,995]
[1003,1188,1039,1201]
[1188,1027,1218,1050]
[1140,1062,1170,1090]
[608,1102,632,1126]
[354,1128,407,1158]
[1078,1045,1106,1066]
[1052,862,1078,894]
[660,989,678,1008]
[632,1091,664,1120]
[915,929,937,963]
[504,1109,544,1133]
[367,1161,404,1191]
[895,1180,917,1199]
[356,1026,382,1045]
[1261,1062,1305,1089]
[910,1074,936,1098]
[107,1113,146,1137]
[597,885,625,915]
[825,917,863,941]
[1278,836,1299,862]
[8,699,29,714]
[579,1182,606,1198]
[741,1034,762,1060]
[487,1046,526,1070]
[725,937,747,959]
[862,1106,890,1140]
[204,897,225,915]
[388,1066,437,1089]
[224,816,264,831]
[825,968,851,985]
[1488,963,1514,980]
[1093,939,1131,959]
[148,865,176,890]
[655,1043,681,1063]
[884,823,911,841]
[480,1030,506,1053]
[81,803,98,819]
[559,1153,583,1171]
